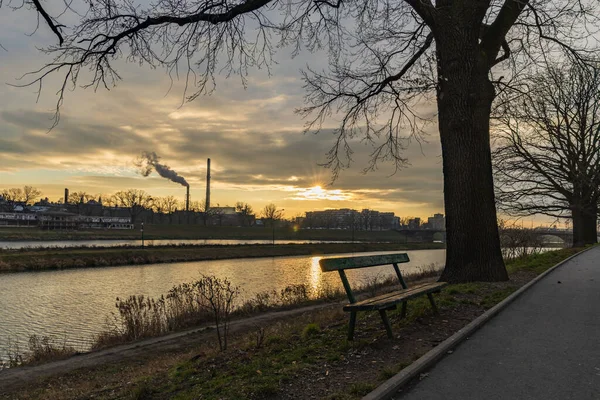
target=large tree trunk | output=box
[436,14,508,283]
[572,203,598,247]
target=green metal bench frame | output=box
[319,253,447,340]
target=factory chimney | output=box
[64,188,69,205]
[186,186,190,212]
[205,158,211,211]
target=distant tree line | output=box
[0,187,291,228]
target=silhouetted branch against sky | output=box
[7,0,600,171]
[493,54,600,219]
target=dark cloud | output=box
[0,106,443,210]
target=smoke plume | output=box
[136,151,189,187]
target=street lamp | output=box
[141,222,144,248]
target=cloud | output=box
[0,19,444,217]
[0,105,444,214]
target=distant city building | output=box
[0,212,133,230]
[303,208,399,231]
[408,217,421,230]
[427,213,445,230]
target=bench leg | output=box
[427,293,439,315]
[348,311,357,341]
[401,301,407,319]
[378,310,394,339]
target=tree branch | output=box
[31,0,65,45]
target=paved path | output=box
[397,247,600,400]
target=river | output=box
[0,239,353,250]
[0,249,445,353]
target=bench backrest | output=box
[319,253,409,272]
[319,253,410,303]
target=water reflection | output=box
[0,249,445,352]
[309,256,322,294]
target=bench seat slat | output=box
[343,282,447,311]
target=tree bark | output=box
[572,203,598,247]
[436,13,508,283]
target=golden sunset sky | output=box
[0,7,549,225]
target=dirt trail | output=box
[0,302,338,394]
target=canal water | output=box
[0,249,445,352]
[0,239,353,250]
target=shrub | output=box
[26,335,77,364]
[301,323,321,340]
[279,284,310,306]
[193,275,240,351]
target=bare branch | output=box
[31,0,65,45]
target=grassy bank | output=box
[0,248,584,400]
[0,225,416,242]
[0,242,445,273]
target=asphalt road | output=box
[396,246,600,400]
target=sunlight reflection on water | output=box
[0,249,445,353]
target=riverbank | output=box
[0,225,419,242]
[0,242,445,273]
[0,248,584,399]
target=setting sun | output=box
[291,185,353,201]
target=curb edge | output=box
[362,246,596,400]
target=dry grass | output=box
[93,264,440,350]
[0,335,78,370]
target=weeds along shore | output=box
[1,263,442,370]
[0,242,445,273]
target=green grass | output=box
[349,382,377,396]
[505,247,581,274]
[301,323,321,340]
[154,322,353,399]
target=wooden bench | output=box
[319,253,447,340]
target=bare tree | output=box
[68,191,101,215]
[497,219,543,260]
[235,202,254,226]
[151,196,166,223]
[0,188,23,204]
[1,186,41,205]
[16,0,600,281]
[493,58,600,247]
[210,204,228,226]
[151,195,179,223]
[22,186,42,205]
[112,189,153,224]
[262,203,283,227]
[163,195,179,223]
[68,191,95,204]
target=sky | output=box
[0,4,548,224]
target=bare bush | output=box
[0,339,23,370]
[1,335,76,369]
[193,275,240,351]
[498,220,543,261]
[279,284,310,306]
